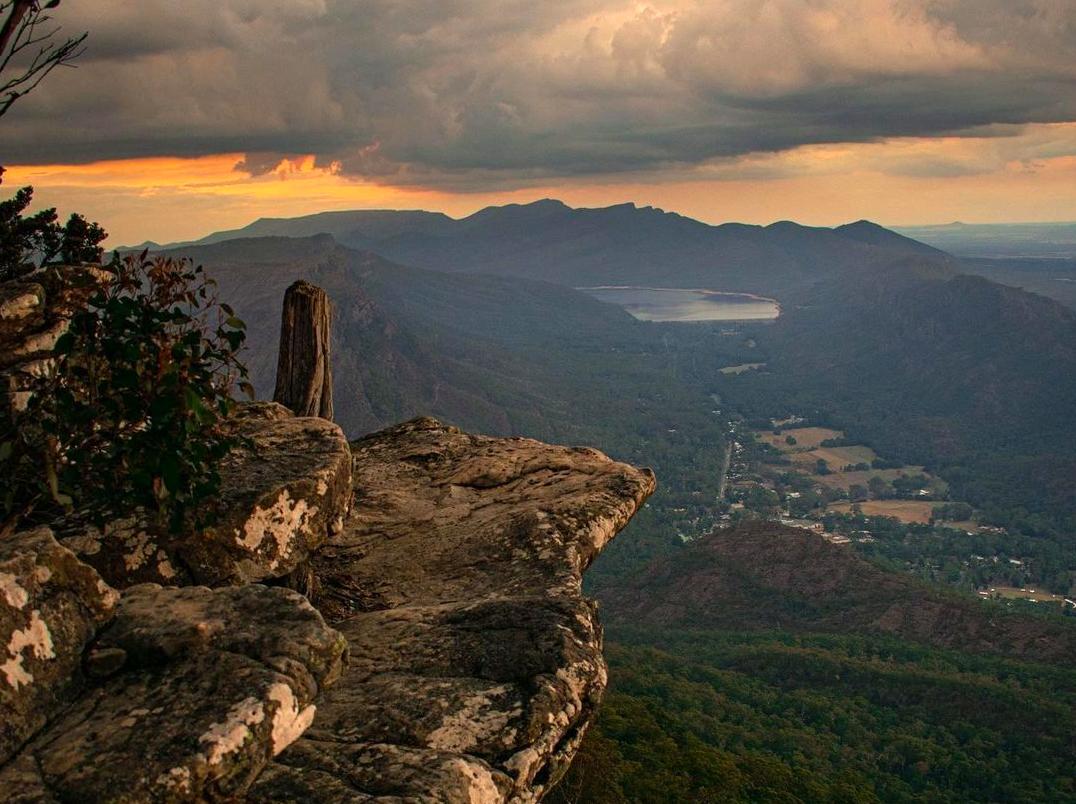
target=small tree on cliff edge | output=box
[0,1,99,281]
[0,173,108,280]
[2,253,254,532]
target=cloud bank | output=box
[4,0,1075,189]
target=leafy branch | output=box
[0,0,86,118]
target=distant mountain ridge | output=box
[145,200,955,300]
[897,220,1076,259]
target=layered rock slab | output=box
[3,583,347,802]
[251,418,655,803]
[0,528,119,764]
[58,402,353,589]
[1,267,109,412]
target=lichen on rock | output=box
[0,407,651,804]
[251,417,655,802]
[0,527,118,765]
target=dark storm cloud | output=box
[3,0,1075,187]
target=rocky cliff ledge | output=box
[1,267,108,412]
[1,408,654,802]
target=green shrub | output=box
[2,253,252,531]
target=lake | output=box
[579,286,780,322]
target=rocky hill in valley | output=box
[602,522,1076,665]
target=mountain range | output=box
[152,198,1076,803]
[146,200,949,301]
[153,199,1076,533]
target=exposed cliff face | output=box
[0,406,654,802]
[0,267,109,412]
[252,418,656,802]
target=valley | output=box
[155,202,1076,804]
[722,418,1074,610]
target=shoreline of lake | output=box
[578,286,782,322]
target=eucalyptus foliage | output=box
[2,253,252,531]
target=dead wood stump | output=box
[273,280,334,420]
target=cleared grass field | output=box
[828,500,936,524]
[812,467,928,492]
[758,427,843,452]
[990,586,1069,604]
[943,520,987,533]
[791,445,878,469]
[719,362,766,375]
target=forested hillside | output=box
[551,632,1076,804]
[551,523,1076,803]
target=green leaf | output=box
[53,332,75,355]
[160,453,181,495]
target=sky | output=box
[3,0,1076,245]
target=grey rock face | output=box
[0,527,119,764]
[0,267,108,411]
[5,583,347,802]
[0,281,46,344]
[1,409,651,804]
[59,402,353,590]
[180,403,353,587]
[251,417,656,802]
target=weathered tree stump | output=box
[273,280,334,420]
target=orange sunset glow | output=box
[8,122,1076,245]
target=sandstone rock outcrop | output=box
[250,418,656,802]
[58,402,353,590]
[3,583,347,802]
[0,527,119,764]
[0,267,108,412]
[2,407,652,802]
[181,403,352,587]
[0,281,46,342]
